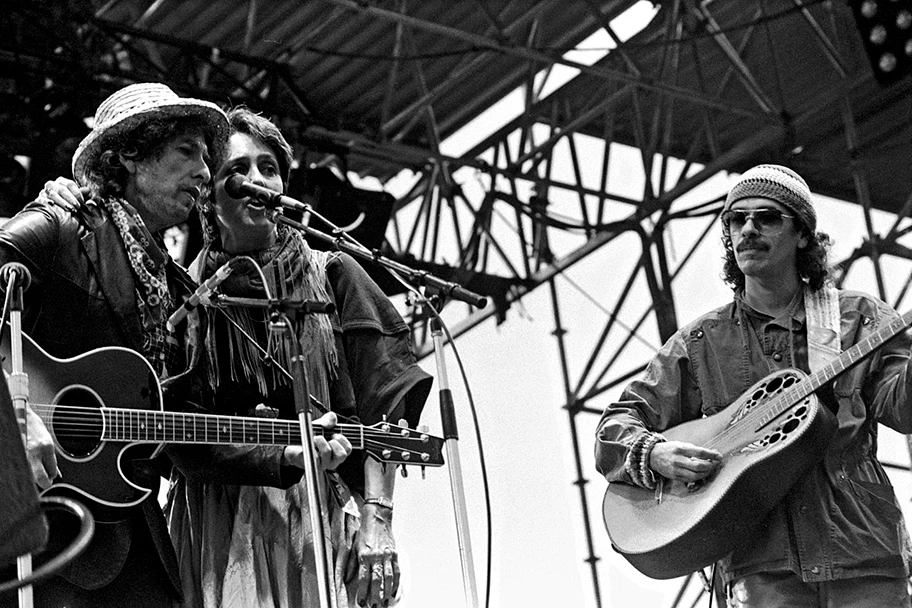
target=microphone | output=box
[0,262,31,292]
[224,175,308,212]
[166,260,236,331]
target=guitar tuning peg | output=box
[399,464,408,478]
[398,418,408,427]
[420,465,426,480]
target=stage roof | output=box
[4,0,909,215]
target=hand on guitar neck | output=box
[650,440,722,483]
[280,412,353,471]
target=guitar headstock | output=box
[362,419,445,468]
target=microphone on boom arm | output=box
[224,175,307,212]
[225,176,489,309]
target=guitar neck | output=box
[756,308,912,429]
[100,408,365,449]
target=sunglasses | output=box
[721,208,795,233]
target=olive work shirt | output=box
[595,288,912,584]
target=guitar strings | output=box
[26,403,435,456]
[710,318,904,449]
[698,318,907,453]
[701,375,816,452]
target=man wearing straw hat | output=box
[6,83,357,608]
[0,82,231,607]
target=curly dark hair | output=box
[83,115,224,198]
[721,221,833,291]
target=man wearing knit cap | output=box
[0,82,227,608]
[596,164,912,606]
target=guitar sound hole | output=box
[782,418,800,434]
[766,377,783,392]
[768,432,782,444]
[53,387,104,458]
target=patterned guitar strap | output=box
[805,284,842,371]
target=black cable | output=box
[423,300,493,608]
[0,496,95,596]
[386,269,493,608]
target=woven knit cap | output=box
[72,82,229,184]
[723,164,816,233]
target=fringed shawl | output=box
[192,224,338,407]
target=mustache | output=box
[736,238,767,252]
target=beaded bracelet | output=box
[638,433,666,490]
[364,496,394,510]
[625,432,666,489]
[624,433,650,486]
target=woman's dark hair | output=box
[225,107,294,184]
[84,115,223,198]
[198,106,294,244]
[721,221,833,291]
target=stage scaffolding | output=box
[3,1,912,606]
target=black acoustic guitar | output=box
[1,329,443,515]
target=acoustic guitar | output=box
[602,308,912,580]
[1,329,444,518]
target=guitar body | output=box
[602,368,838,579]
[1,331,162,516]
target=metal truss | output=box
[4,1,912,606]
[367,2,912,607]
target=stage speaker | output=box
[288,166,405,294]
[850,0,912,85]
[289,166,394,252]
[0,373,48,564]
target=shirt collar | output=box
[734,287,807,329]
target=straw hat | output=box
[72,82,229,183]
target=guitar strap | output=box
[804,284,842,370]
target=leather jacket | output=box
[0,199,204,596]
[595,289,912,583]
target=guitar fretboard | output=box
[755,309,912,430]
[96,408,365,448]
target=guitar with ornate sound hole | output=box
[1,330,444,519]
[602,308,912,580]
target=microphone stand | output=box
[264,205,486,608]
[3,265,34,608]
[429,295,479,608]
[212,292,336,608]
[257,199,487,309]
[273,309,333,608]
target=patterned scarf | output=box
[195,224,338,404]
[102,197,182,377]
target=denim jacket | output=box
[595,288,912,583]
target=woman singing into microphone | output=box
[39,106,433,608]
